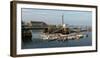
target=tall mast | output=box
[62,14,64,25]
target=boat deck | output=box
[40,32,87,41]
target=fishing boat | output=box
[40,14,88,41]
[40,33,87,41]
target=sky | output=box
[22,8,92,26]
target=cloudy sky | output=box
[22,8,92,26]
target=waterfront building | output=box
[30,21,48,28]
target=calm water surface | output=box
[22,30,92,49]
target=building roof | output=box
[31,21,46,24]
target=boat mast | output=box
[62,14,64,26]
[62,14,66,28]
[62,14,66,34]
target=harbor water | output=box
[22,30,92,49]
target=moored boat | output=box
[40,33,87,41]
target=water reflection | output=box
[22,30,92,49]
